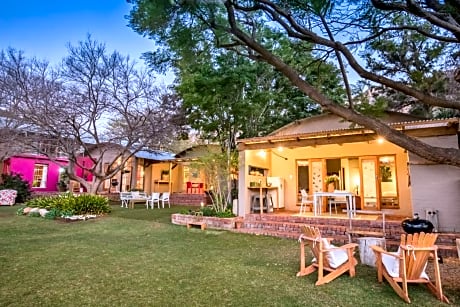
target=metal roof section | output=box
[134,150,176,161]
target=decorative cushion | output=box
[322,238,349,269]
[381,248,429,279]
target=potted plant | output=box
[161,170,169,181]
[325,174,340,192]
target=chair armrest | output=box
[322,243,358,252]
[370,245,399,258]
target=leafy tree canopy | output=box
[128,0,460,166]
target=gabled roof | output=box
[237,112,459,151]
[174,144,221,161]
[268,112,423,136]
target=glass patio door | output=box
[359,156,380,210]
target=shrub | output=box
[200,206,235,218]
[0,173,32,203]
[24,193,111,216]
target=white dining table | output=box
[312,191,356,218]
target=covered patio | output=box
[235,113,460,233]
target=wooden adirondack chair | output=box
[297,225,358,285]
[371,232,449,304]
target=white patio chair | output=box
[160,192,170,208]
[119,192,132,208]
[146,192,161,209]
[328,190,348,215]
[299,189,313,215]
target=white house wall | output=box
[408,135,460,232]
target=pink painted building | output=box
[2,154,68,192]
[74,156,94,182]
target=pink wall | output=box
[74,156,94,182]
[4,155,68,192]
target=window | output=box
[32,164,48,188]
[379,155,399,208]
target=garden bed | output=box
[171,213,243,230]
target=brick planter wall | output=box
[172,213,242,230]
[170,193,212,206]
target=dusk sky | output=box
[1,1,173,84]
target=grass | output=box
[0,204,457,307]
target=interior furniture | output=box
[371,232,449,304]
[297,225,358,285]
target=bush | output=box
[0,173,32,203]
[200,206,235,218]
[24,193,111,216]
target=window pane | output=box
[33,164,48,188]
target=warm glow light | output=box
[353,176,360,194]
[59,167,65,173]
[377,137,385,144]
[257,150,267,158]
[353,176,360,186]
[277,146,284,152]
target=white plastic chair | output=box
[146,192,161,209]
[160,192,170,208]
[299,189,313,214]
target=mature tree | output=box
[1,37,184,193]
[0,49,42,160]
[128,0,460,167]
[361,13,458,117]
[177,34,343,146]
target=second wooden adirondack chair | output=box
[371,232,449,304]
[297,225,359,285]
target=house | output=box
[1,154,68,192]
[124,145,220,205]
[236,113,460,232]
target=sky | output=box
[0,1,174,85]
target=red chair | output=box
[186,182,193,194]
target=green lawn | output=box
[0,204,457,306]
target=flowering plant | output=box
[325,174,340,185]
